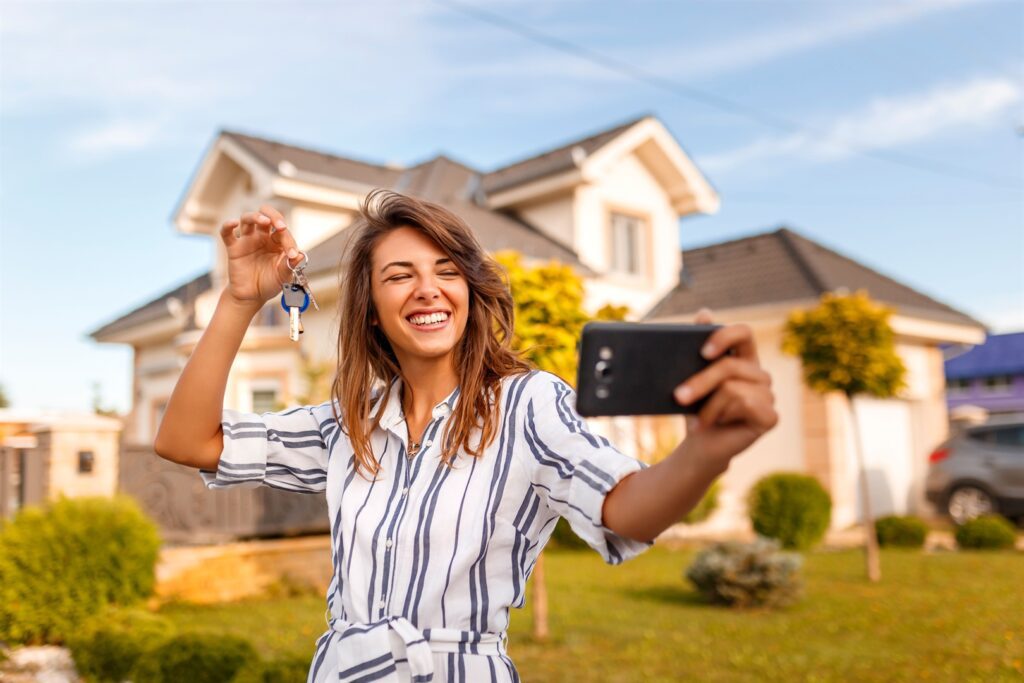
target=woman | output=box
[154,189,778,682]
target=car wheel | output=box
[947,486,995,525]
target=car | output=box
[925,415,1024,525]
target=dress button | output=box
[386,538,393,548]
[402,487,409,496]
[378,600,386,609]
[424,440,432,447]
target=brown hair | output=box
[330,189,533,477]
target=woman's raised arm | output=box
[153,206,303,469]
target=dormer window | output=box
[609,211,646,277]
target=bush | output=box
[549,518,589,551]
[875,515,928,548]
[683,481,720,524]
[0,495,162,645]
[67,607,177,683]
[747,473,831,550]
[955,514,1017,550]
[130,633,256,683]
[234,654,311,683]
[685,536,803,608]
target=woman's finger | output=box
[239,211,269,236]
[694,307,713,324]
[701,323,759,364]
[220,219,240,248]
[674,356,770,407]
[259,204,288,229]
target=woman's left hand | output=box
[674,308,779,467]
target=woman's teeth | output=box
[407,312,450,326]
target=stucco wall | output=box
[45,427,121,500]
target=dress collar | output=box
[373,376,461,431]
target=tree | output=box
[493,250,628,638]
[91,382,119,418]
[780,289,907,582]
[0,382,9,409]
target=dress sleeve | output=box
[520,372,654,565]
[198,401,334,494]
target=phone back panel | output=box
[575,321,721,417]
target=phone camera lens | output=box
[595,360,612,380]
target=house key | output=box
[281,280,310,342]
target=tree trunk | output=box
[532,551,548,639]
[848,395,881,582]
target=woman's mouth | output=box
[405,311,451,332]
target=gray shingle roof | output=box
[645,226,987,330]
[480,115,649,195]
[88,271,211,339]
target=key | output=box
[281,282,310,342]
[289,253,320,312]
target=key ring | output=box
[288,250,309,275]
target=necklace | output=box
[407,439,421,458]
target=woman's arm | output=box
[601,310,779,542]
[153,289,262,469]
[153,205,303,469]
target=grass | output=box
[157,547,1024,681]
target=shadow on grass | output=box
[621,584,709,608]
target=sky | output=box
[0,0,1021,414]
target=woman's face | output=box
[369,226,470,368]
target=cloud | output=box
[699,75,1022,173]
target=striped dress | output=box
[200,369,653,682]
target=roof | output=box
[480,115,649,195]
[645,226,988,330]
[942,331,1024,379]
[88,271,211,340]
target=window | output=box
[252,389,278,414]
[946,378,971,394]
[983,375,1012,393]
[609,212,645,276]
[78,451,95,474]
[254,302,286,328]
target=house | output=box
[644,227,987,531]
[942,331,1024,417]
[89,114,718,445]
[0,410,123,522]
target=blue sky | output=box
[1,0,1021,413]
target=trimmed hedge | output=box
[130,633,256,683]
[875,515,928,548]
[955,515,1017,550]
[747,473,831,550]
[234,654,312,683]
[66,607,177,683]
[0,495,161,645]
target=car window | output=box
[969,425,1024,448]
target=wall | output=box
[45,427,121,499]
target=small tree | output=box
[781,289,907,581]
[493,250,628,639]
[0,381,10,408]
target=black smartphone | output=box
[575,321,725,417]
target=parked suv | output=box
[925,415,1024,525]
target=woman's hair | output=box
[331,188,533,477]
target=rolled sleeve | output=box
[521,372,654,564]
[198,402,333,495]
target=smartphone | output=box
[575,321,725,417]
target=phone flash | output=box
[599,346,613,360]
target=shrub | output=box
[685,536,803,608]
[955,514,1017,550]
[549,518,589,551]
[0,495,162,645]
[747,473,831,550]
[234,654,311,683]
[683,481,720,525]
[66,607,177,683]
[875,515,928,548]
[130,633,256,683]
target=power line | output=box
[436,0,1022,190]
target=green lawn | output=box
[158,547,1024,681]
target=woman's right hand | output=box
[220,205,305,307]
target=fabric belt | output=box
[327,615,507,682]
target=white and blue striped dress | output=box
[199,369,653,682]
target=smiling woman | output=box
[153,188,777,682]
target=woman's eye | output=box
[441,271,460,277]
[387,275,409,281]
